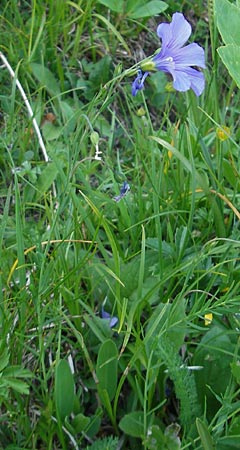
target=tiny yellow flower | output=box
[216,126,231,141]
[204,313,213,326]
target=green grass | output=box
[1,0,240,449]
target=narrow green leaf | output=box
[196,418,215,450]
[150,136,192,173]
[55,359,75,421]
[93,14,130,53]
[0,185,11,303]
[14,174,25,289]
[137,225,146,300]
[0,348,10,372]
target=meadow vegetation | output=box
[0,0,240,448]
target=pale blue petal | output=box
[172,70,191,92]
[173,68,205,96]
[157,13,191,50]
[153,53,175,73]
[172,43,206,68]
[181,68,205,96]
[101,307,118,328]
[156,22,172,53]
[109,317,118,328]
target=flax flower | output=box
[132,12,205,96]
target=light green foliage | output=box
[0,0,240,448]
[215,0,240,87]
[0,344,32,406]
[85,435,119,450]
[217,45,240,88]
[97,0,168,17]
[156,336,200,426]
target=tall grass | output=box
[0,0,240,448]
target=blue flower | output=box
[132,12,206,97]
[101,307,118,328]
[131,69,149,97]
[113,181,130,202]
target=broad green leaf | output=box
[37,161,59,196]
[71,413,90,433]
[97,0,124,13]
[128,1,168,19]
[30,63,60,96]
[196,418,215,450]
[164,423,181,449]
[55,359,75,421]
[42,123,62,140]
[86,410,102,438]
[59,100,77,132]
[143,425,165,449]
[96,339,118,402]
[193,325,233,418]
[143,424,181,450]
[119,411,144,437]
[217,44,240,88]
[215,0,240,45]
[222,159,239,189]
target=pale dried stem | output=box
[0,51,49,162]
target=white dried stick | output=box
[0,51,49,162]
